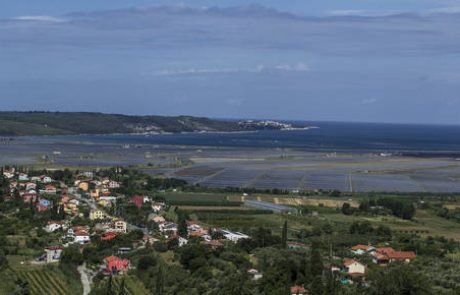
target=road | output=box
[77,263,91,295]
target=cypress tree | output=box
[281,220,288,249]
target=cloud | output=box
[327,9,401,17]
[153,63,310,76]
[361,98,378,105]
[13,15,66,22]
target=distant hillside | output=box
[0,112,249,136]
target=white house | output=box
[41,176,53,183]
[350,244,375,255]
[18,173,29,181]
[221,230,250,242]
[74,231,91,244]
[44,246,63,263]
[343,259,366,277]
[177,236,188,247]
[45,221,65,233]
[108,181,121,189]
[3,171,15,179]
[114,220,127,233]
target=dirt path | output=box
[77,263,91,295]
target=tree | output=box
[281,221,288,249]
[177,219,188,238]
[309,244,323,278]
[0,249,8,270]
[118,278,127,295]
[310,276,324,295]
[369,263,431,295]
[156,262,165,295]
[341,203,353,215]
[106,275,114,295]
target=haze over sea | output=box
[41,122,460,153]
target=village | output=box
[0,165,426,295]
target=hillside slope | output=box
[0,112,243,136]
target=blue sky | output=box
[1,1,460,124]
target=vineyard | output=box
[16,268,72,295]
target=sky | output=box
[1,1,460,124]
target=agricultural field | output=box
[14,266,82,295]
[113,276,152,295]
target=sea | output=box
[38,121,460,154]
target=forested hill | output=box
[0,112,245,136]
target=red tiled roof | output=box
[351,244,371,251]
[388,251,416,260]
[343,258,360,267]
[291,285,306,294]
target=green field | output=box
[113,276,152,295]
[14,267,82,295]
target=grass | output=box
[113,276,152,295]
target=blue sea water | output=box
[45,122,460,153]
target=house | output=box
[151,202,164,212]
[343,259,366,278]
[290,285,307,295]
[18,173,29,181]
[90,210,105,220]
[387,251,417,263]
[151,215,166,224]
[45,221,65,233]
[37,199,51,212]
[2,169,15,179]
[90,189,100,198]
[40,176,53,183]
[44,246,63,263]
[114,220,127,233]
[351,244,375,255]
[43,185,57,195]
[23,193,38,203]
[177,236,189,247]
[371,247,416,264]
[104,256,129,274]
[108,180,120,189]
[131,195,144,209]
[142,235,159,245]
[221,230,249,242]
[83,171,94,179]
[74,231,91,244]
[25,182,37,191]
[101,232,119,241]
[248,269,263,281]
[159,222,177,234]
[201,240,224,250]
[78,181,89,191]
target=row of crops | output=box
[16,268,70,295]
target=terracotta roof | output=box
[388,251,416,260]
[375,247,395,255]
[291,285,306,294]
[45,246,64,250]
[351,244,372,251]
[343,258,361,267]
